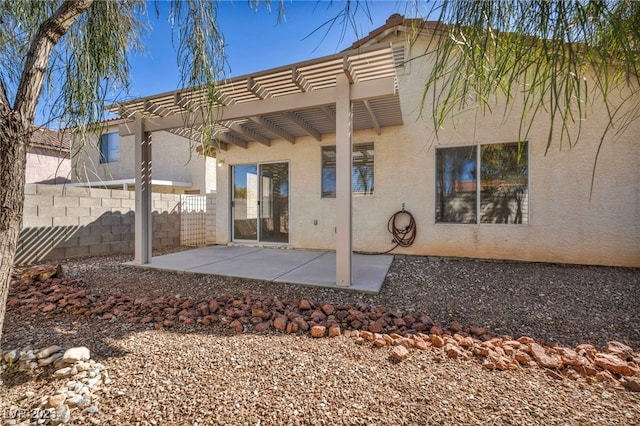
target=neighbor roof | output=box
[30,127,70,151]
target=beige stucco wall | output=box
[72,124,215,194]
[214,33,639,267]
[26,147,71,184]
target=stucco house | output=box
[106,14,639,278]
[71,118,216,194]
[27,127,71,184]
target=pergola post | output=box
[335,74,352,287]
[134,118,153,265]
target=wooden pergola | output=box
[111,42,404,287]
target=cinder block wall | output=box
[16,184,181,265]
[206,192,216,245]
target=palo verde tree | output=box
[0,0,285,347]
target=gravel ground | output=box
[2,248,639,425]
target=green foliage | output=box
[415,0,640,152]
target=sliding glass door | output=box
[232,162,289,243]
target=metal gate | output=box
[180,195,207,246]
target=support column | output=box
[134,119,152,265]
[335,74,352,287]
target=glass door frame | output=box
[230,161,290,244]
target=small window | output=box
[436,142,528,224]
[99,132,119,163]
[322,142,374,197]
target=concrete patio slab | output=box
[126,245,393,293]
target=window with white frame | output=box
[99,132,120,163]
[321,142,374,198]
[435,142,528,224]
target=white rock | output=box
[4,349,20,363]
[63,347,90,363]
[53,367,76,378]
[51,404,70,425]
[38,352,63,366]
[66,394,84,407]
[37,345,63,359]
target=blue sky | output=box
[126,1,423,99]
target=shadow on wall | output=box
[16,210,180,265]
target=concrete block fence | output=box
[16,184,182,265]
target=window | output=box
[322,142,374,197]
[99,132,119,163]
[436,142,528,224]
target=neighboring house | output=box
[71,118,215,194]
[107,14,639,269]
[26,127,71,184]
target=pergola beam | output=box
[215,132,248,149]
[248,116,296,144]
[292,67,310,92]
[222,121,271,146]
[319,106,335,126]
[284,112,322,141]
[247,76,271,99]
[118,77,396,136]
[362,100,381,135]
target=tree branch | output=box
[14,0,94,124]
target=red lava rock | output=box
[606,341,635,361]
[395,337,414,349]
[163,319,175,327]
[181,317,196,325]
[310,310,327,323]
[514,350,534,365]
[299,299,312,310]
[208,299,219,313]
[292,316,309,331]
[414,339,429,351]
[444,343,468,359]
[140,317,153,324]
[320,304,335,316]
[402,315,416,326]
[555,347,587,367]
[430,335,445,348]
[41,303,56,313]
[350,320,362,329]
[127,317,141,324]
[517,336,535,344]
[449,322,463,333]
[229,320,243,332]
[252,309,264,318]
[360,331,374,341]
[102,313,113,321]
[368,321,384,334]
[430,326,444,336]
[392,318,406,328]
[286,322,299,334]
[311,325,326,338]
[594,353,639,376]
[391,345,410,362]
[354,337,365,345]
[469,326,487,336]
[620,376,640,392]
[373,338,387,347]
[273,315,287,332]
[254,322,271,332]
[575,343,597,357]
[328,326,341,337]
[528,342,563,369]
[571,363,599,376]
